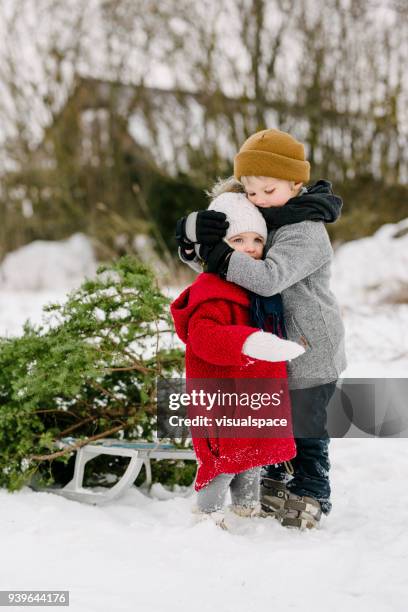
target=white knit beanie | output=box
[208,192,267,242]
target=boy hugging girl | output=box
[171,128,347,530]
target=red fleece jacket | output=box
[170,273,296,490]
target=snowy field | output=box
[1,438,407,612]
[1,222,408,612]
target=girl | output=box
[171,192,303,529]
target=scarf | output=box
[258,180,343,230]
[249,292,287,339]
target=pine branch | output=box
[30,423,126,461]
[58,416,98,438]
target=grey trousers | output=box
[196,467,261,513]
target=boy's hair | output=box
[206,176,245,200]
[241,176,303,196]
[207,175,302,200]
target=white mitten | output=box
[242,331,305,362]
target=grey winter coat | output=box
[180,219,347,389]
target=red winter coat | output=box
[170,273,296,490]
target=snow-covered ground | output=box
[1,222,407,612]
[332,219,408,377]
[1,438,407,612]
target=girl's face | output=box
[227,232,264,259]
[241,176,302,208]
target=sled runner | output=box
[33,437,195,505]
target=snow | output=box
[331,218,408,375]
[0,233,97,292]
[0,289,68,337]
[1,221,408,611]
[332,218,408,307]
[1,439,407,612]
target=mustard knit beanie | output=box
[234,128,310,182]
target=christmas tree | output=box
[0,256,186,491]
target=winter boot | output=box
[229,502,262,518]
[280,494,322,529]
[260,477,290,517]
[191,508,228,530]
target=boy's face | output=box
[226,232,264,259]
[242,176,302,208]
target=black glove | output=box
[196,210,229,244]
[199,241,234,278]
[176,211,229,246]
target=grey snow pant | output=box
[196,467,261,513]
